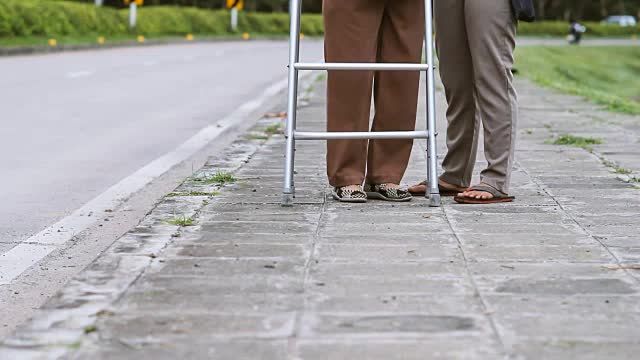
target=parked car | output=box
[602,15,637,26]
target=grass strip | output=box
[515,46,640,115]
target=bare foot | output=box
[408,179,467,195]
[457,183,501,200]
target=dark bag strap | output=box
[511,0,536,22]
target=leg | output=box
[324,0,385,188]
[434,0,480,189]
[365,0,425,186]
[465,0,518,196]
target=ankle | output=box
[438,179,465,190]
[379,183,400,190]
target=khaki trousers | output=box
[323,0,425,188]
[435,0,518,193]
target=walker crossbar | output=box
[295,63,432,71]
[282,0,441,207]
[295,131,430,141]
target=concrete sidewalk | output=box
[2,75,640,360]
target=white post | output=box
[230,7,238,32]
[129,3,137,30]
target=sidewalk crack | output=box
[287,188,327,359]
[441,206,508,355]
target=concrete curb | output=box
[0,36,291,57]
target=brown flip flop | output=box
[454,185,515,204]
[408,180,465,197]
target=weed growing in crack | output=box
[547,134,602,151]
[166,191,220,197]
[166,215,195,227]
[602,160,632,175]
[191,172,237,185]
[264,123,283,135]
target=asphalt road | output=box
[0,40,323,337]
[0,40,322,245]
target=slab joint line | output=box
[287,188,327,359]
[516,159,640,283]
[441,206,508,354]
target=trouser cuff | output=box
[439,173,468,189]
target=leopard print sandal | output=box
[332,185,368,203]
[364,183,413,202]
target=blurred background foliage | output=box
[1,0,638,39]
[64,0,639,20]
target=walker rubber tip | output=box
[281,193,294,207]
[429,193,442,207]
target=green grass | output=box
[264,124,283,135]
[83,325,97,334]
[547,134,603,151]
[515,46,640,115]
[166,215,195,227]
[191,172,237,185]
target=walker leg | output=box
[424,0,441,207]
[282,0,302,207]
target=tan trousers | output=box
[435,0,518,193]
[324,0,425,188]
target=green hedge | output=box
[0,0,325,37]
[0,0,637,39]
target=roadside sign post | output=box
[129,2,137,30]
[227,0,243,32]
[231,7,238,32]
[125,0,143,30]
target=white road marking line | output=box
[0,77,290,286]
[67,71,94,78]
[0,244,57,284]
